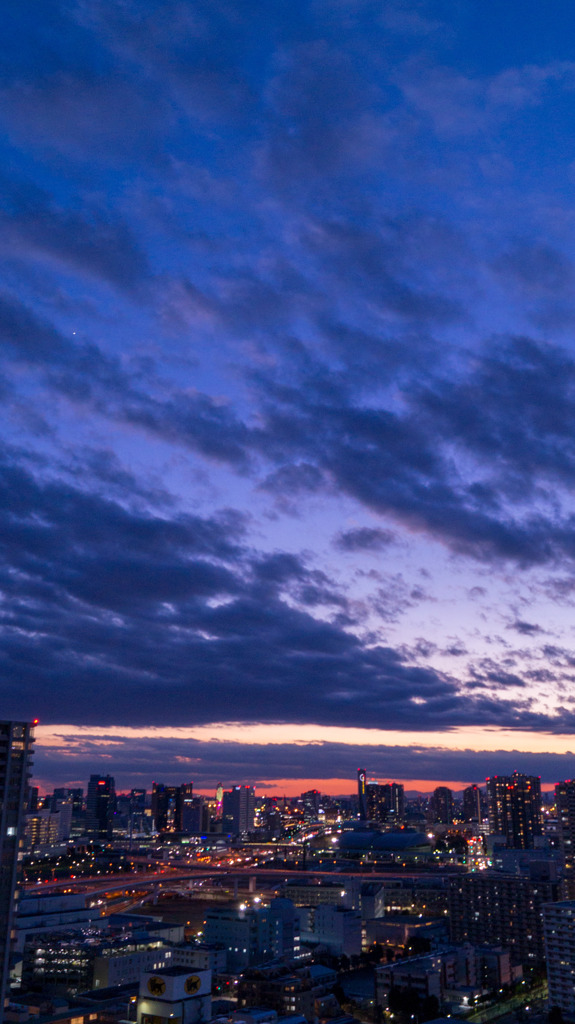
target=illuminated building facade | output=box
[486,772,542,848]
[449,870,560,965]
[365,781,405,823]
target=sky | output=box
[4,1,575,795]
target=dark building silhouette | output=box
[151,782,196,833]
[486,772,542,848]
[130,788,146,813]
[86,774,116,839]
[181,795,209,833]
[151,783,183,832]
[430,786,454,825]
[462,784,485,822]
[302,790,321,819]
[0,721,35,1020]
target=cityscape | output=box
[0,727,574,1024]
[5,3,575,1024]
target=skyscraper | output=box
[462,784,485,823]
[556,780,575,897]
[430,786,454,825]
[151,782,195,833]
[222,785,255,835]
[86,774,116,839]
[486,772,542,848]
[365,781,405,823]
[0,721,35,1021]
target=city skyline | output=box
[4,2,575,790]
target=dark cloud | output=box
[3,0,575,780]
[335,527,396,552]
[0,175,149,291]
[0,449,565,735]
[31,734,575,792]
[509,620,545,636]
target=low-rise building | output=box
[297,905,362,956]
[239,963,337,1021]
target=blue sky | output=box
[4,0,575,792]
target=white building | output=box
[137,967,211,1024]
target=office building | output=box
[86,774,116,839]
[449,868,560,965]
[486,772,542,848]
[543,900,575,1021]
[0,720,35,1022]
[556,780,575,897]
[222,785,255,835]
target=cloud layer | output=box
[3,0,575,785]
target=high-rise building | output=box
[449,868,560,966]
[181,796,209,834]
[430,786,454,825]
[151,783,197,833]
[365,781,405,823]
[462,784,485,823]
[151,783,182,833]
[486,772,542,848]
[543,900,575,1021]
[222,785,255,835]
[556,780,575,897]
[130,789,146,813]
[358,769,367,821]
[0,720,35,1022]
[302,790,321,819]
[86,775,116,839]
